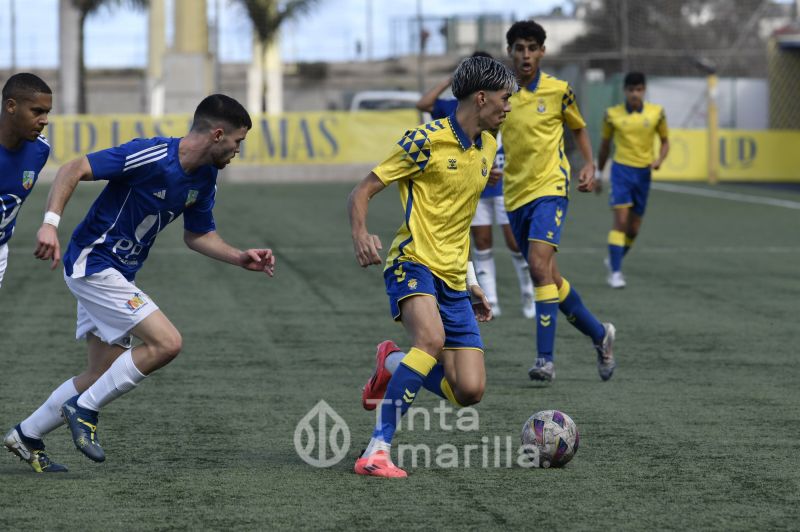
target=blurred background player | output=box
[416,52,535,319]
[4,94,275,472]
[596,72,669,288]
[348,55,516,478]
[0,73,52,292]
[500,20,616,382]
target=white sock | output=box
[19,378,78,440]
[77,349,146,412]
[364,437,391,458]
[511,251,534,296]
[385,351,405,375]
[473,248,498,304]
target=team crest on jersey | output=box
[185,189,199,207]
[126,292,149,313]
[408,278,418,290]
[448,158,457,170]
[481,157,488,177]
[537,98,546,113]
[21,171,35,190]
[643,119,651,127]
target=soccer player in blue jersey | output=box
[416,53,535,319]
[348,56,517,478]
[597,72,670,288]
[500,20,616,382]
[0,73,52,291]
[4,94,275,471]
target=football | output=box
[521,410,579,468]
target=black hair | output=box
[471,50,493,59]
[624,72,647,87]
[2,73,52,102]
[191,94,252,132]
[506,20,547,48]
[451,56,518,100]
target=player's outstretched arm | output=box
[34,156,94,269]
[183,230,275,277]
[416,76,453,113]
[571,127,596,193]
[347,172,386,267]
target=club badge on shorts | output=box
[126,292,149,313]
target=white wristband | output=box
[466,261,479,288]
[43,211,61,228]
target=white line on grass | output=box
[652,183,800,210]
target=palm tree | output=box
[234,0,321,113]
[61,0,149,114]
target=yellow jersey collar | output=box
[447,112,483,151]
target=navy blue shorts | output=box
[507,196,569,259]
[384,261,483,350]
[609,162,652,216]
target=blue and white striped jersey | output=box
[63,137,217,281]
[0,135,50,246]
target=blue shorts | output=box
[507,196,569,259]
[384,261,483,351]
[609,162,652,216]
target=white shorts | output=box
[471,195,509,227]
[64,268,159,346]
[0,243,8,288]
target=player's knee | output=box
[414,331,444,357]
[157,330,183,361]
[456,382,485,406]
[529,262,549,284]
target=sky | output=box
[0,0,567,68]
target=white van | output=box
[349,90,422,112]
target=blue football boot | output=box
[4,425,68,473]
[61,395,106,462]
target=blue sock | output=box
[422,364,446,399]
[558,278,605,344]
[535,284,559,363]
[373,348,436,444]
[608,230,625,272]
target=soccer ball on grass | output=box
[521,409,579,468]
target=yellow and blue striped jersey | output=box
[602,102,668,168]
[500,70,586,212]
[373,116,497,291]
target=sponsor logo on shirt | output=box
[185,189,198,207]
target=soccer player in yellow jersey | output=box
[500,20,616,382]
[347,56,517,478]
[597,72,669,288]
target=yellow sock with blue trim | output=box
[623,235,635,257]
[373,347,437,445]
[608,230,625,272]
[558,278,605,344]
[535,284,559,362]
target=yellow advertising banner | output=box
[654,129,800,181]
[43,114,800,182]
[43,110,422,167]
